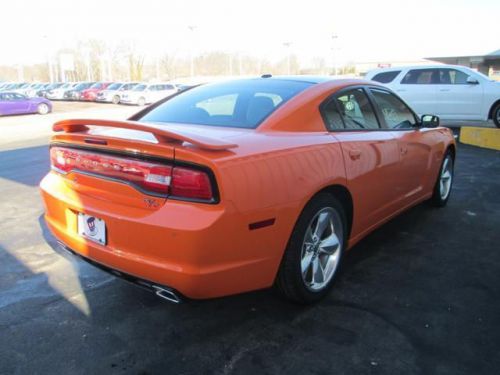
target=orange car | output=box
[40,76,455,304]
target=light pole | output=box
[188,25,197,77]
[331,34,338,76]
[283,42,291,74]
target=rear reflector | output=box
[50,146,214,201]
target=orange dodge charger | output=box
[40,76,455,304]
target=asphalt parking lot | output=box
[0,105,499,374]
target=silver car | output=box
[96,82,139,104]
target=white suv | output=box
[120,83,178,106]
[366,65,500,127]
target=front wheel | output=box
[275,193,346,304]
[37,103,50,115]
[112,95,120,104]
[137,97,146,106]
[492,103,500,128]
[430,151,454,207]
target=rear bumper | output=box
[40,172,283,299]
[58,242,183,303]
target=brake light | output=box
[171,166,213,200]
[49,147,214,201]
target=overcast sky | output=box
[2,0,499,66]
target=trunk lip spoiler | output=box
[52,118,238,151]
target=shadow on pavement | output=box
[0,145,49,187]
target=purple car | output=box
[0,92,52,116]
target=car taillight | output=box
[171,166,213,200]
[50,146,214,201]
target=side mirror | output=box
[466,76,479,85]
[420,114,440,128]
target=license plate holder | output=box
[77,213,106,245]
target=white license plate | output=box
[77,213,106,245]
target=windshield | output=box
[107,83,122,90]
[132,84,147,91]
[74,83,91,90]
[122,83,138,90]
[90,83,103,89]
[139,79,313,128]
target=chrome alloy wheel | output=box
[439,155,453,200]
[300,207,343,291]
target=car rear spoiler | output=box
[52,119,238,151]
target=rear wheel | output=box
[137,97,146,106]
[430,151,454,207]
[112,95,120,104]
[492,102,500,128]
[37,103,49,115]
[276,193,346,304]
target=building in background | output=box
[426,49,500,80]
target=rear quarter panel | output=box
[174,132,347,287]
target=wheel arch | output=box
[487,99,500,119]
[308,184,354,241]
[446,143,456,161]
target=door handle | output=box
[400,147,408,155]
[349,149,362,160]
[396,89,406,92]
[439,89,450,92]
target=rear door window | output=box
[322,88,380,130]
[401,69,439,84]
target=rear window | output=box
[371,71,401,83]
[139,79,313,128]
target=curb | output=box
[459,127,500,151]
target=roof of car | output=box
[261,75,334,84]
[368,64,473,73]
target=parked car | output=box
[40,77,455,304]
[64,82,95,100]
[96,82,139,104]
[0,82,11,91]
[366,65,500,127]
[0,92,52,115]
[15,83,48,97]
[176,84,195,92]
[46,82,79,100]
[38,82,64,98]
[1,82,27,92]
[120,83,178,105]
[80,82,112,101]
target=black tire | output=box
[275,193,346,304]
[137,97,146,106]
[112,95,120,104]
[492,102,500,128]
[430,150,454,207]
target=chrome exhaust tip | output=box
[152,285,182,304]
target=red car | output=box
[80,82,112,101]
